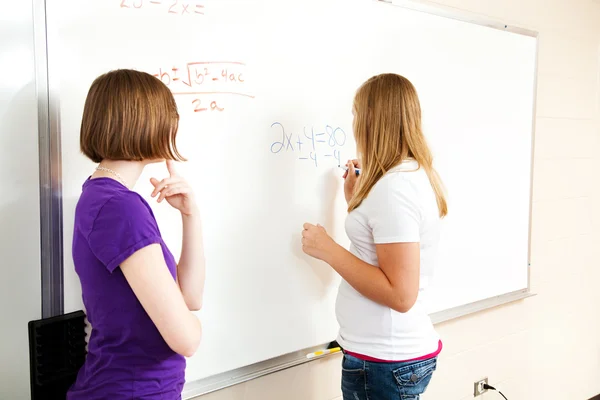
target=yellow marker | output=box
[306,347,341,359]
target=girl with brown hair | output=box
[68,69,204,400]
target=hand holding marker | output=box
[340,160,361,204]
[338,164,361,176]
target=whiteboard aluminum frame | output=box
[35,0,64,319]
[182,342,339,399]
[37,0,538,397]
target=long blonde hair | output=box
[348,73,447,218]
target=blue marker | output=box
[338,165,361,176]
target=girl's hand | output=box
[301,223,338,262]
[150,160,197,216]
[343,159,361,204]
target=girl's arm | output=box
[122,244,202,357]
[150,160,205,311]
[302,224,420,313]
[176,208,206,311]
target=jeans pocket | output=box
[342,353,365,373]
[341,369,365,400]
[341,354,366,400]
[392,357,437,398]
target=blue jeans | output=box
[341,352,437,400]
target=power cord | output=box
[483,383,508,400]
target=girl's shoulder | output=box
[76,180,156,237]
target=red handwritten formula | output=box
[152,61,254,113]
[120,0,205,16]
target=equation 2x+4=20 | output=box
[270,122,347,168]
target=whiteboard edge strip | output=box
[182,343,336,399]
[527,28,541,301]
[430,289,535,324]
[381,0,539,37]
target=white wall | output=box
[0,0,42,398]
[195,0,600,399]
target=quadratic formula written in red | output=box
[154,62,247,91]
[152,61,254,113]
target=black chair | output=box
[28,310,87,400]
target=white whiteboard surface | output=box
[48,0,535,388]
[0,0,42,397]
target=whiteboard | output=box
[47,0,536,390]
[0,0,42,397]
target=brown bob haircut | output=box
[80,69,185,163]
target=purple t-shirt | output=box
[67,177,185,400]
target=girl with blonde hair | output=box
[302,73,446,399]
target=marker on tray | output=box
[306,347,342,359]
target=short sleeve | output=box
[368,176,421,244]
[88,192,162,272]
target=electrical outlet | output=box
[474,377,488,396]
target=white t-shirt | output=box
[336,158,441,360]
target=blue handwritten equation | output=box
[270,122,347,168]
